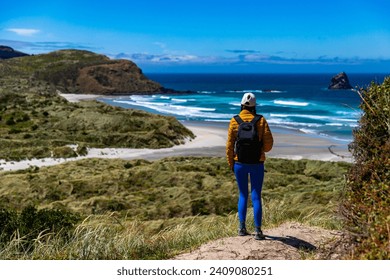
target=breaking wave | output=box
[274,100,309,107]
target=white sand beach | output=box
[57,93,104,102]
[0,122,352,172]
[0,93,353,172]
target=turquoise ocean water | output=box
[99,73,387,142]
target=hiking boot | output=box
[238,222,248,236]
[254,228,265,240]
[238,227,249,236]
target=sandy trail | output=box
[173,222,346,260]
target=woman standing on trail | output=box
[226,92,274,240]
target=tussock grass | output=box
[1,205,332,260]
[1,201,339,260]
[1,214,238,260]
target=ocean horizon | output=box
[98,73,388,143]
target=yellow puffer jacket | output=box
[226,109,274,169]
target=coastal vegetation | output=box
[343,77,390,259]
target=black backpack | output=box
[234,114,263,164]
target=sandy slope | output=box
[173,222,347,260]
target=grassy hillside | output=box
[0,156,350,259]
[0,78,194,161]
[0,49,109,77]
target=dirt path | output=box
[173,222,346,260]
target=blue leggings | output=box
[234,162,264,228]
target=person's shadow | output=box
[263,235,317,252]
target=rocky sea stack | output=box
[328,72,353,90]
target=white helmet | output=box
[241,92,256,107]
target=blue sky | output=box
[1,0,389,73]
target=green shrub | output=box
[343,77,390,259]
[5,117,15,125]
[0,206,80,251]
[191,198,210,215]
[0,208,19,244]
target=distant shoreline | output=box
[61,92,353,162]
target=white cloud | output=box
[7,28,40,36]
[153,42,167,50]
[117,52,204,63]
